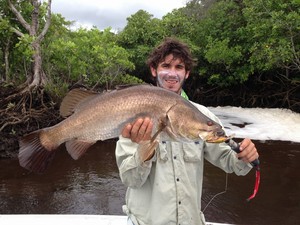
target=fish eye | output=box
[207,121,214,126]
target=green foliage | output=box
[191,1,248,86]
[108,73,144,87]
[0,19,10,35]
[162,9,195,38]
[185,0,300,86]
[205,38,242,65]
[44,27,135,89]
[243,0,300,78]
[15,34,35,61]
[117,10,166,81]
[44,77,69,102]
[0,0,24,81]
[203,37,247,86]
[118,10,164,46]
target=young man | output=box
[115,37,259,225]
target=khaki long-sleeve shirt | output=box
[115,102,252,225]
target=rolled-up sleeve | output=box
[115,135,156,188]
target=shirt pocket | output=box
[156,142,168,162]
[183,142,204,162]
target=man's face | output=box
[150,54,190,94]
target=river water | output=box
[1,140,299,225]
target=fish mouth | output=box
[205,134,235,143]
[199,129,232,143]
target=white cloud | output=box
[52,0,187,30]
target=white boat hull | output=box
[0,214,232,225]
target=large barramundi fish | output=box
[19,85,226,173]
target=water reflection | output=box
[0,141,126,215]
[1,140,300,225]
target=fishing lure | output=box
[226,138,261,202]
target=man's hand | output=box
[237,138,259,163]
[121,117,153,143]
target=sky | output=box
[51,0,187,31]
[209,107,300,143]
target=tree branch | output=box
[8,0,31,32]
[36,0,52,43]
[10,27,24,37]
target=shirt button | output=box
[179,201,181,205]
[173,156,177,159]
[176,178,180,182]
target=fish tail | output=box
[18,130,57,173]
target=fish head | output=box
[166,101,227,143]
[185,116,226,143]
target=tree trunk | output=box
[30,41,47,87]
[4,38,11,82]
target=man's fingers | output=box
[141,118,153,141]
[237,138,259,163]
[121,123,132,138]
[121,117,153,143]
[239,138,252,151]
[130,118,144,141]
[134,117,152,143]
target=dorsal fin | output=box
[60,88,98,118]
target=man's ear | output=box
[185,71,190,79]
[150,66,157,77]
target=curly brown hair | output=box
[146,37,197,71]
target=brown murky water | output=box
[1,140,300,225]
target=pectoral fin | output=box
[138,140,159,162]
[138,120,168,162]
[65,140,96,160]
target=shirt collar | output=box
[180,89,189,100]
